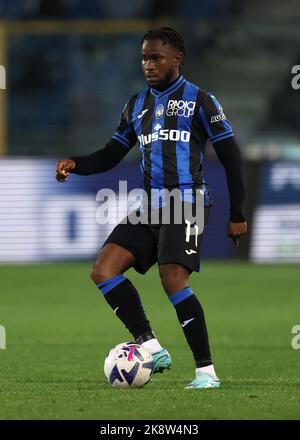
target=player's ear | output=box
[174,52,183,68]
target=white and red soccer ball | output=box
[104,342,154,388]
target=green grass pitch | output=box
[0,262,299,420]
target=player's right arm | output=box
[56,158,76,181]
[56,100,137,182]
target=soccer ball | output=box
[104,342,154,388]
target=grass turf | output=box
[0,262,299,420]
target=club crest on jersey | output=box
[210,106,227,123]
[155,104,164,119]
[166,100,196,118]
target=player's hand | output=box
[55,159,76,182]
[227,221,247,247]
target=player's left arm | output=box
[213,136,247,246]
[199,93,247,246]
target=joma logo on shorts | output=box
[138,129,191,146]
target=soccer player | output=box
[56,27,247,389]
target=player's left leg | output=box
[158,263,220,388]
[157,206,220,388]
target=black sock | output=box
[169,287,212,367]
[97,275,154,340]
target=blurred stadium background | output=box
[1,0,300,263]
[0,0,300,420]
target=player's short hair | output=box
[141,27,185,64]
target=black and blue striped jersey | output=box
[111,75,234,206]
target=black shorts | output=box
[103,207,210,274]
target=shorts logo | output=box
[166,100,196,118]
[155,104,164,119]
[185,249,197,255]
[210,106,227,123]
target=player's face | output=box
[141,39,183,88]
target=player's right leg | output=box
[91,243,155,343]
[90,222,171,374]
[90,242,135,285]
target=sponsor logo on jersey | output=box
[166,100,196,118]
[155,104,164,119]
[210,106,227,123]
[138,129,191,146]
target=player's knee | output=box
[159,264,189,295]
[90,263,113,285]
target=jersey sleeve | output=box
[111,101,137,150]
[199,93,234,144]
